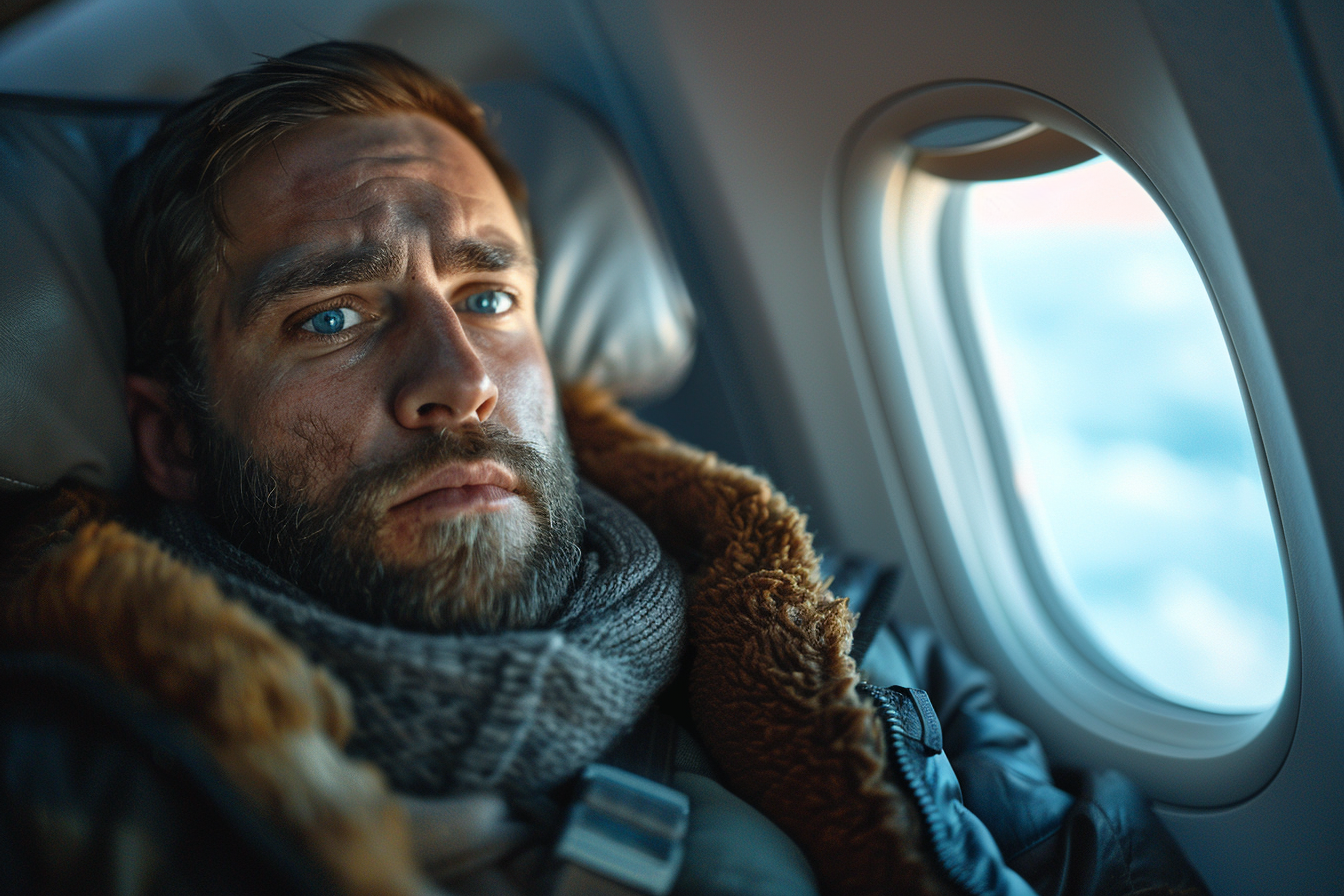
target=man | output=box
[0,42,1205,896]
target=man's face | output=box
[183,111,581,631]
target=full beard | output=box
[189,410,585,634]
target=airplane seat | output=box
[0,81,908,666]
[0,82,696,497]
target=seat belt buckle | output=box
[554,763,690,895]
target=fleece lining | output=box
[2,384,951,896]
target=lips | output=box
[389,461,522,515]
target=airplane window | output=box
[952,156,1289,712]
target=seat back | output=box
[0,84,694,494]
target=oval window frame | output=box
[942,169,1289,715]
[830,81,1300,807]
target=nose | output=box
[393,294,498,431]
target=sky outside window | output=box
[961,157,1289,712]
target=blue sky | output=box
[963,159,1289,712]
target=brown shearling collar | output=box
[1,384,950,896]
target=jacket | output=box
[0,384,1206,896]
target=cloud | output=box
[1082,567,1288,711]
[957,153,1288,711]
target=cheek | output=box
[230,364,389,496]
[490,336,558,443]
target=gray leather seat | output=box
[0,83,695,494]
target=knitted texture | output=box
[2,520,427,896]
[4,384,957,896]
[564,384,957,896]
[151,480,687,797]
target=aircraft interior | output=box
[0,1,1341,894]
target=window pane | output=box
[962,157,1289,712]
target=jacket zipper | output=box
[861,682,983,896]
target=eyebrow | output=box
[233,236,535,329]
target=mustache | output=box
[321,423,551,528]
[189,404,584,632]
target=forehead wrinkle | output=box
[229,179,453,324]
[372,184,532,277]
[222,125,530,330]
[317,175,482,263]
[290,153,459,205]
[233,240,407,329]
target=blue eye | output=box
[302,307,364,335]
[462,290,514,315]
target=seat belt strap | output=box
[597,710,681,786]
[554,863,658,896]
[552,763,690,896]
[850,565,901,664]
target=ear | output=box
[125,374,198,502]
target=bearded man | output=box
[0,42,1206,896]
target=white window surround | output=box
[830,81,1301,807]
[945,169,1288,715]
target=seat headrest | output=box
[0,84,695,493]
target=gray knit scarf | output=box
[150,481,686,798]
